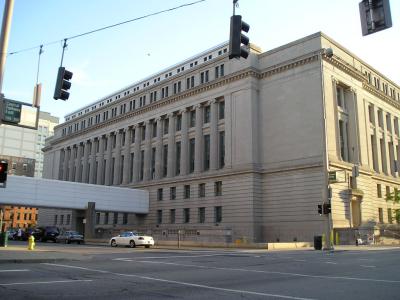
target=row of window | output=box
[10,213,38,221]
[368,104,400,136]
[365,70,400,101]
[378,207,400,224]
[157,206,222,224]
[62,64,225,136]
[54,214,71,225]
[157,181,222,201]
[65,47,228,121]
[95,212,128,225]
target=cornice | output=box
[324,54,366,82]
[362,82,400,109]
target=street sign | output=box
[2,99,21,123]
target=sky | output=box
[1,0,399,122]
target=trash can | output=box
[0,232,8,247]
[314,235,322,250]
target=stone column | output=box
[82,140,90,183]
[180,109,189,176]
[209,99,218,170]
[122,127,132,184]
[223,95,232,168]
[133,125,142,182]
[68,145,75,181]
[96,135,105,185]
[84,202,96,240]
[113,130,123,185]
[143,120,152,181]
[155,117,163,179]
[89,138,97,184]
[194,104,203,173]
[167,113,176,177]
[105,133,113,185]
[63,147,69,181]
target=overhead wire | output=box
[7,0,206,56]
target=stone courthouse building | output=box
[42,32,400,245]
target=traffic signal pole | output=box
[0,0,14,95]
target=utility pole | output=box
[0,0,14,95]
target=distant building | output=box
[0,110,59,230]
[43,32,400,245]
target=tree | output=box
[385,188,400,223]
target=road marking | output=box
[134,260,400,284]
[0,269,30,273]
[294,260,306,262]
[325,262,337,265]
[360,265,376,268]
[0,280,93,286]
[112,253,249,260]
[43,263,315,300]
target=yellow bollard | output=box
[28,235,35,250]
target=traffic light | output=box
[318,204,323,216]
[0,161,8,183]
[229,15,250,59]
[359,0,392,36]
[323,203,332,215]
[54,67,73,100]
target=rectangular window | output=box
[141,125,146,141]
[139,150,144,180]
[388,208,393,224]
[204,134,210,171]
[163,145,168,177]
[170,209,176,224]
[199,183,206,198]
[60,215,64,225]
[203,106,210,124]
[219,131,225,168]
[175,141,181,175]
[176,114,182,131]
[123,213,128,225]
[189,138,195,173]
[54,215,58,225]
[218,101,225,120]
[129,153,134,182]
[377,184,382,198]
[198,207,205,223]
[164,118,169,135]
[378,109,384,128]
[157,188,163,201]
[113,212,118,224]
[184,208,190,223]
[157,210,162,224]
[378,208,383,223]
[170,187,176,200]
[190,110,196,127]
[215,206,222,223]
[151,147,156,179]
[153,122,157,138]
[215,181,222,196]
[66,214,71,225]
[386,186,391,198]
[336,86,346,109]
[215,66,220,79]
[96,212,100,225]
[104,212,109,224]
[386,113,392,132]
[184,185,191,199]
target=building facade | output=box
[0,111,59,230]
[42,32,400,245]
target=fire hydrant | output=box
[28,235,35,250]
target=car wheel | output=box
[145,245,150,248]
[111,239,117,247]
[129,240,136,248]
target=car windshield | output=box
[68,231,80,235]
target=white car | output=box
[110,231,154,248]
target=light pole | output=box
[320,47,334,250]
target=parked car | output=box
[33,226,60,242]
[110,231,154,248]
[56,231,84,244]
[7,229,17,240]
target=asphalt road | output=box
[1,243,400,299]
